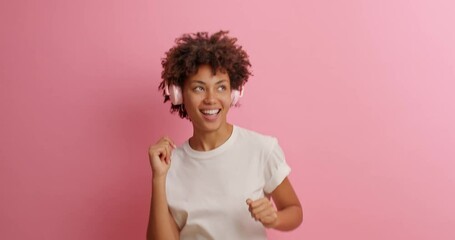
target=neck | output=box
[189,123,233,151]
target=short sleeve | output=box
[263,139,291,194]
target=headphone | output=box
[164,83,244,106]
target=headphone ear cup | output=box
[165,83,183,105]
[231,90,241,106]
[230,86,245,106]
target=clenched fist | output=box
[246,197,279,228]
[148,137,176,179]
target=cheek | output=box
[222,95,232,108]
[183,95,200,111]
[182,91,194,104]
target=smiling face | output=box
[183,65,232,133]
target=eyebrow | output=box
[191,80,227,85]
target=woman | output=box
[147,31,302,240]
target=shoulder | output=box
[235,125,279,149]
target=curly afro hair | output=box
[159,30,252,119]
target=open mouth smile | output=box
[200,109,221,121]
[200,109,221,115]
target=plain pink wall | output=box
[1,0,454,239]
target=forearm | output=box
[273,205,303,231]
[147,177,179,240]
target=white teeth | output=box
[201,109,220,115]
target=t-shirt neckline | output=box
[183,125,238,159]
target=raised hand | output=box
[148,137,177,179]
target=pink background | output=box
[1,0,454,239]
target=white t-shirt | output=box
[166,125,291,240]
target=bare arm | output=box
[270,177,303,231]
[146,137,180,240]
[147,176,179,240]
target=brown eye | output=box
[193,86,204,92]
[217,85,227,91]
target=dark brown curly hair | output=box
[159,30,252,118]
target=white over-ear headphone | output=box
[164,83,244,106]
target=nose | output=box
[203,89,216,104]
